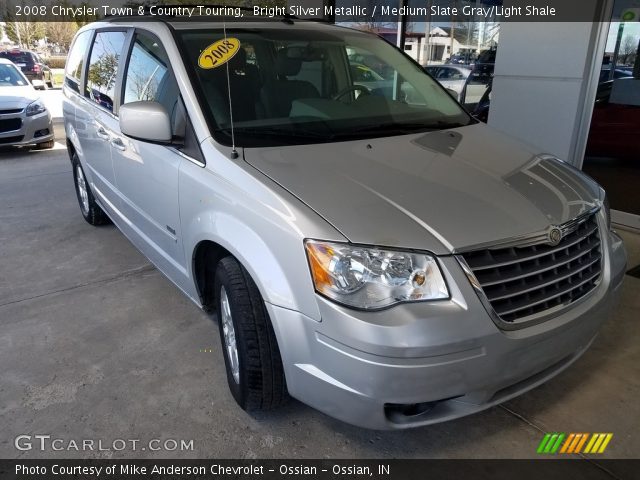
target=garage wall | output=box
[488,4,607,165]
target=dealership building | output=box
[297,0,640,230]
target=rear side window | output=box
[65,30,92,94]
[86,30,127,114]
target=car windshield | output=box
[0,51,31,64]
[0,63,28,86]
[177,26,472,147]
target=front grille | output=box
[461,212,602,324]
[0,135,24,144]
[0,108,23,115]
[0,118,22,133]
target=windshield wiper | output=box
[218,126,333,140]
[339,120,470,137]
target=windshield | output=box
[0,51,32,64]
[0,63,28,87]
[177,26,473,147]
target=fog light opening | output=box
[34,129,50,138]
[385,401,436,419]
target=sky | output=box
[606,22,640,52]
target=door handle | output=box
[110,137,126,151]
[96,126,110,141]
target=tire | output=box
[35,139,54,150]
[47,81,53,89]
[71,153,110,226]
[214,257,288,411]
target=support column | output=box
[487,1,607,166]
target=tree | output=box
[620,35,639,65]
[45,23,78,51]
[1,0,46,47]
[88,53,119,90]
[4,21,46,48]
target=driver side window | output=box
[123,32,185,137]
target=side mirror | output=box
[119,101,172,143]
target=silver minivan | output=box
[63,17,627,429]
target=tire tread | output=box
[216,257,288,410]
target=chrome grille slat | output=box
[486,256,600,302]
[466,223,598,271]
[493,270,601,317]
[477,238,600,287]
[461,212,602,325]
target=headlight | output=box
[26,100,47,117]
[304,240,449,310]
[603,193,611,230]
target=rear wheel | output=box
[214,257,288,411]
[46,80,53,89]
[71,153,110,226]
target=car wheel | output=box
[34,139,55,150]
[71,153,110,226]
[214,256,288,411]
[47,81,53,88]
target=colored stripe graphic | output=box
[574,433,589,453]
[560,433,575,454]
[537,433,552,454]
[585,433,613,454]
[544,434,559,453]
[568,433,583,453]
[539,433,613,454]
[584,434,598,453]
[550,433,565,454]
[597,434,613,453]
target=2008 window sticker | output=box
[198,38,241,69]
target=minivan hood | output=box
[244,124,601,254]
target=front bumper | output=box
[0,110,54,146]
[267,229,626,430]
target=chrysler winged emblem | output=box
[547,227,563,246]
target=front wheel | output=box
[214,257,288,411]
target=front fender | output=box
[179,147,346,322]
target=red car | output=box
[586,79,640,160]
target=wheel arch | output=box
[192,239,231,312]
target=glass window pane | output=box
[64,30,92,93]
[123,33,170,104]
[583,13,640,215]
[86,31,127,113]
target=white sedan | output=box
[0,58,54,149]
[424,65,490,105]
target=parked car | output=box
[446,53,475,65]
[424,65,471,100]
[586,79,640,160]
[0,59,54,149]
[598,65,633,83]
[425,64,492,106]
[0,49,53,90]
[63,18,626,430]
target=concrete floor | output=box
[0,104,638,463]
